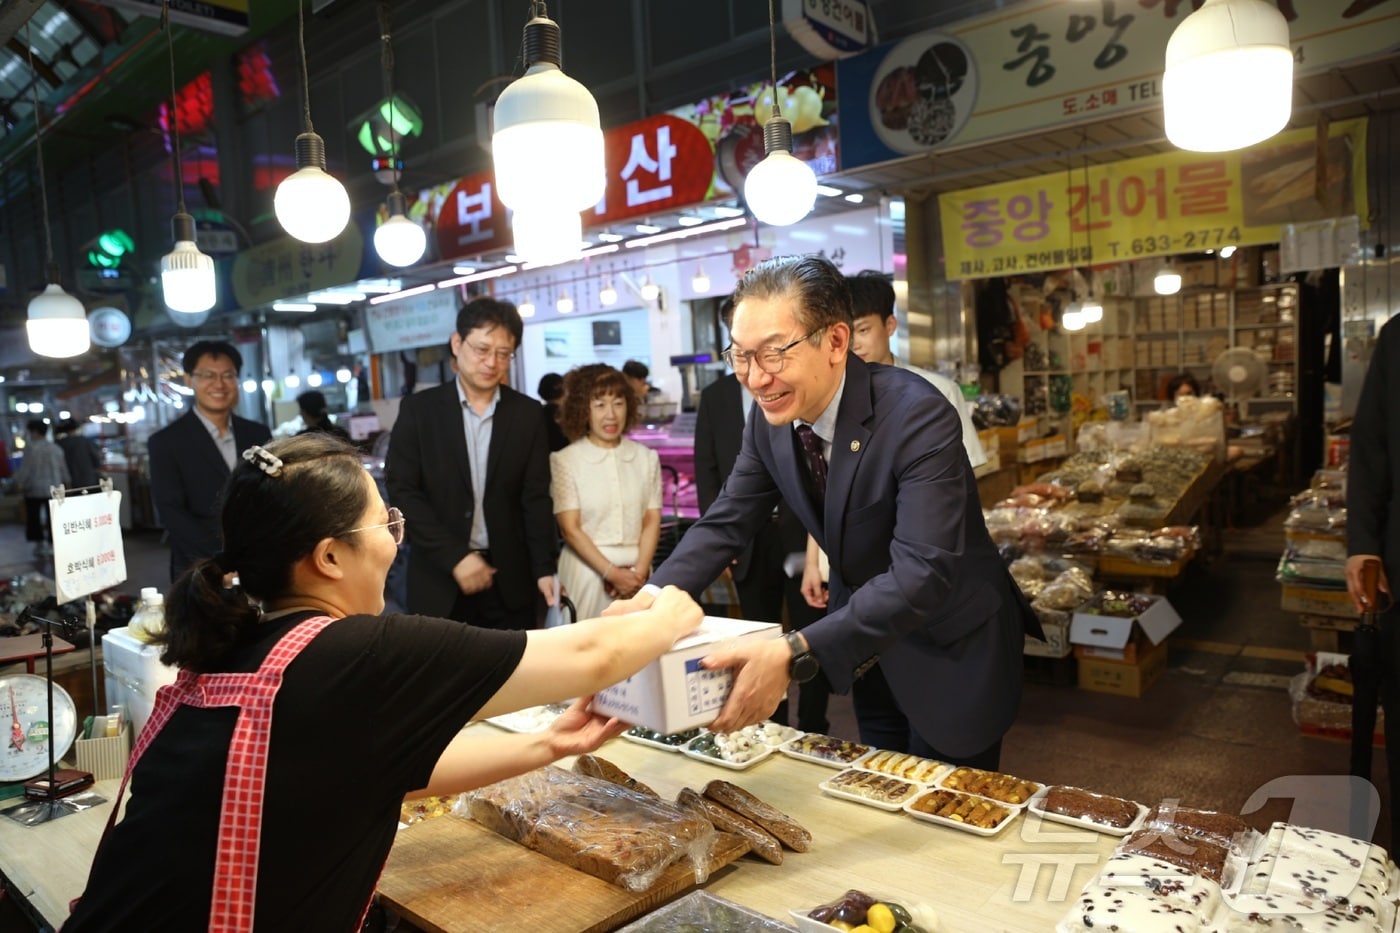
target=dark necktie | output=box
[794,424,828,503]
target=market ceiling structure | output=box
[0,1,1397,329]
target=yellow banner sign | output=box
[939,118,1368,281]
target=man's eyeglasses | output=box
[191,371,240,383]
[347,507,406,546]
[721,327,826,376]
[463,341,515,364]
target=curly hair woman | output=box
[550,365,663,619]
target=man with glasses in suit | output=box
[387,296,558,629]
[148,340,271,580]
[619,255,1038,769]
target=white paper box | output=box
[102,626,180,737]
[1069,595,1182,653]
[592,616,781,734]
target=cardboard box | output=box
[977,429,1000,459]
[1024,620,1072,659]
[1022,438,1048,463]
[1043,434,1068,458]
[1180,260,1218,289]
[1077,639,1169,698]
[1280,585,1356,620]
[592,617,781,733]
[1070,594,1182,660]
[102,626,180,737]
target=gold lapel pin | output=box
[850,440,861,453]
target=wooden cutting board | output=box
[377,816,751,933]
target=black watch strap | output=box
[785,631,820,684]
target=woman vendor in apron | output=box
[64,433,703,931]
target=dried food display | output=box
[905,789,1013,832]
[820,768,923,810]
[467,766,717,892]
[938,767,1040,805]
[1034,785,1143,830]
[856,750,947,784]
[782,732,872,767]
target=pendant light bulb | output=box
[599,278,618,306]
[374,191,427,266]
[162,213,217,315]
[491,10,605,214]
[1062,299,1087,332]
[1154,263,1183,295]
[511,209,583,265]
[276,132,351,243]
[1079,296,1104,324]
[1164,0,1293,152]
[692,266,711,294]
[556,291,574,314]
[27,268,90,359]
[518,294,536,318]
[744,117,818,226]
[640,276,661,302]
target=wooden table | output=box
[0,779,120,927]
[0,634,76,674]
[379,726,1120,933]
[1,733,1122,933]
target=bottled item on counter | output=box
[128,587,166,643]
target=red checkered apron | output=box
[93,615,375,932]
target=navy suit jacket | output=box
[147,410,271,579]
[385,380,557,619]
[652,355,1037,756]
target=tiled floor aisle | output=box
[0,487,1389,925]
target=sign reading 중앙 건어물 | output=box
[939,118,1368,281]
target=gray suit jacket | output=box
[652,355,1036,756]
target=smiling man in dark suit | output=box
[618,255,1038,769]
[147,340,271,580]
[386,296,557,629]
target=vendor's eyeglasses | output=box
[347,507,406,545]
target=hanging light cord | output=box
[767,0,782,120]
[26,21,55,268]
[378,0,401,195]
[162,0,187,215]
[297,0,314,134]
[1081,131,1094,298]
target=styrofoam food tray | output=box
[483,704,567,733]
[819,768,923,811]
[1025,787,1149,837]
[903,788,1020,837]
[780,732,872,769]
[621,727,702,752]
[680,733,773,770]
[935,767,1043,810]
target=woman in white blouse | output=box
[550,365,662,619]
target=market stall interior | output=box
[2,0,1400,929]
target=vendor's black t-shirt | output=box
[64,611,526,932]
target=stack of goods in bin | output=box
[1037,447,1211,527]
[1288,651,1382,741]
[1276,467,1349,622]
[1061,810,1399,932]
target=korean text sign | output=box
[939,118,1368,281]
[837,1,1399,170]
[52,491,127,603]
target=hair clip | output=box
[242,445,284,477]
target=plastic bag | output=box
[465,765,717,892]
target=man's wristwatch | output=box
[785,631,820,683]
